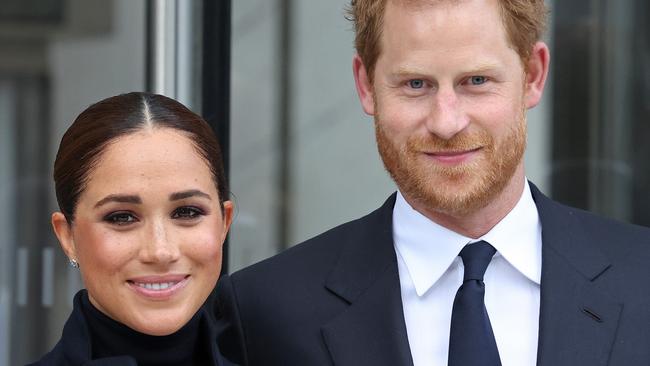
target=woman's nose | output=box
[138,220,180,265]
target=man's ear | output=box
[352,54,376,116]
[524,41,550,109]
[51,212,77,262]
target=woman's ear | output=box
[51,212,77,262]
[221,201,234,241]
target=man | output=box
[214,0,650,365]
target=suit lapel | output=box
[531,184,622,366]
[321,194,414,366]
[319,185,624,366]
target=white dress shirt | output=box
[394,181,542,366]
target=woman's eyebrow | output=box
[94,194,141,208]
[169,189,211,201]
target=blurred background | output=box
[0,0,648,364]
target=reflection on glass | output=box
[551,0,649,226]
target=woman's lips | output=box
[127,274,190,300]
[424,147,482,164]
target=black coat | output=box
[29,291,236,366]
[215,183,650,365]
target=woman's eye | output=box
[104,212,137,225]
[407,79,425,89]
[468,76,487,85]
[172,206,204,220]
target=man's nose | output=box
[139,220,180,265]
[425,87,470,140]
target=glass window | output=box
[0,0,145,363]
[550,0,650,225]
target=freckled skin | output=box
[52,128,233,336]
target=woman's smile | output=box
[127,274,191,300]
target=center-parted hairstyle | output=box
[347,0,548,82]
[54,92,228,223]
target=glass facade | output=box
[0,0,648,364]
[0,1,146,364]
[551,0,650,226]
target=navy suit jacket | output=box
[214,184,650,365]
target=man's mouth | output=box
[424,147,482,163]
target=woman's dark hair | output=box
[54,92,228,223]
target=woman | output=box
[30,92,234,365]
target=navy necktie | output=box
[448,241,502,366]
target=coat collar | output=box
[55,290,230,366]
[531,183,621,366]
[60,291,138,365]
[322,193,414,366]
[322,185,623,366]
[531,183,611,280]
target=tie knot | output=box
[459,241,496,281]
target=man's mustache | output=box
[406,131,493,152]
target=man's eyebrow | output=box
[392,63,502,77]
[169,189,212,201]
[464,63,501,74]
[392,65,430,77]
[94,194,142,208]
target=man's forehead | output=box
[377,0,521,72]
[382,0,506,37]
[389,0,474,11]
[380,0,513,55]
[385,0,502,22]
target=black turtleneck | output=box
[80,292,214,366]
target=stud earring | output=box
[69,258,79,268]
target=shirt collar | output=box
[393,181,542,297]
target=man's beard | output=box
[375,111,527,218]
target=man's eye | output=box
[469,76,487,85]
[407,79,425,89]
[172,206,204,220]
[104,212,137,225]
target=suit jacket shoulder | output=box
[531,183,650,283]
[216,185,650,366]
[215,194,413,366]
[230,193,396,283]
